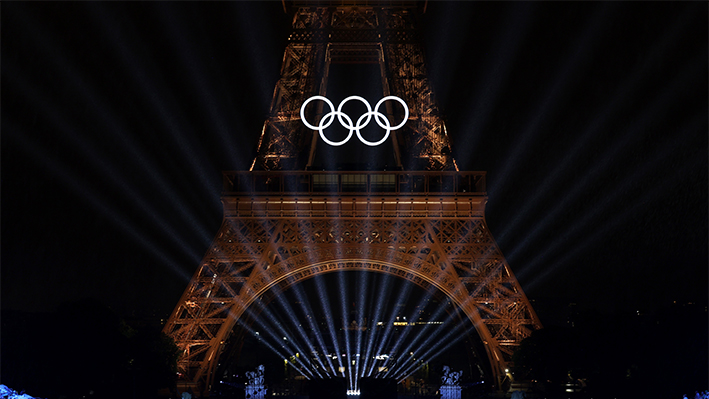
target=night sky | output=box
[2,2,707,323]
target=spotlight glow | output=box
[235,271,479,392]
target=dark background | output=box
[2,2,707,395]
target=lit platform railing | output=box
[223,171,486,196]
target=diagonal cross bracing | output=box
[164,4,541,394]
[163,186,542,392]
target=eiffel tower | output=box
[163,2,542,394]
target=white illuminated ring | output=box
[300,95,409,147]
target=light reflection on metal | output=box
[164,3,541,394]
[163,179,542,391]
[251,4,456,171]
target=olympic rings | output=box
[300,95,409,146]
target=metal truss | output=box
[163,172,542,392]
[251,5,456,171]
[165,3,542,394]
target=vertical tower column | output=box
[164,3,543,395]
[251,5,457,171]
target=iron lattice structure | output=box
[251,3,456,171]
[163,3,542,393]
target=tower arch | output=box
[163,2,542,394]
[163,182,542,393]
[218,267,493,391]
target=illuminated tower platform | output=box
[163,2,542,394]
